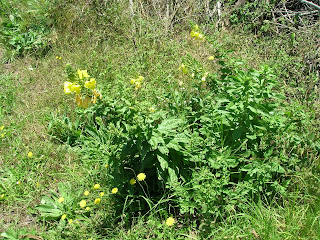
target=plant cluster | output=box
[45,46,320,230]
[0,0,52,61]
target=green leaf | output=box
[157,154,168,171]
[157,117,183,134]
[158,145,169,155]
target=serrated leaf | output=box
[157,118,183,134]
[158,145,169,155]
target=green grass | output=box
[1,1,320,239]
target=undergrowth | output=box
[1,0,320,239]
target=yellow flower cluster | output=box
[190,25,204,41]
[63,69,102,108]
[130,76,144,90]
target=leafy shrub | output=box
[47,52,319,223]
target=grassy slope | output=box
[0,8,320,239]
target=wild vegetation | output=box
[0,0,320,239]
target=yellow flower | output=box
[68,219,73,224]
[84,190,90,196]
[59,56,62,60]
[129,179,136,185]
[79,200,86,208]
[137,173,146,181]
[201,72,209,82]
[1,133,4,138]
[71,84,81,94]
[85,207,90,211]
[75,95,92,109]
[111,188,118,194]
[179,64,188,74]
[0,126,4,130]
[190,30,196,38]
[137,76,144,82]
[94,184,100,190]
[36,182,40,187]
[149,107,156,112]
[130,78,136,84]
[58,197,64,203]
[94,198,101,204]
[61,214,67,220]
[92,89,102,104]
[165,217,175,226]
[208,56,215,60]
[134,81,141,90]
[28,152,33,157]
[0,194,4,198]
[100,192,104,197]
[77,69,90,80]
[64,81,73,94]
[197,33,204,40]
[105,164,109,168]
[84,78,96,90]
[16,181,21,185]
[56,56,59,59]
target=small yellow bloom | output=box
[1,133,4,138]
[36,182,40,187]
[84,190,89,196]
[165,217,176,226]
[94,198,101,204]
[137,76,144,82]
[149,107,156,112]
[0,194,4,198]
[100,192,104,197]
[79,200,86,208]
[75,94,92,109]
[130,78,136,85]
[134,81,141,90]
[105,164,109,168]
[137,173,146,181]
[68,219,73,224]
[208,56,215,60]
[85,207,90,211]
[201,72,209,82]
[64,81,73,94]
[16,181,21,185]
[59,56,62,60]
[129,179,136,185]
[111,188,118,194]
[84,78,96,90]
[61,214,67,220]
[94,184,100,190]
[77,69,90,80]
[0,126,4,130]
[71,84,81,94]
[190,30,196,38]
[179,64,188,74]
[58,197,65,203]
[28,152,33,157]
